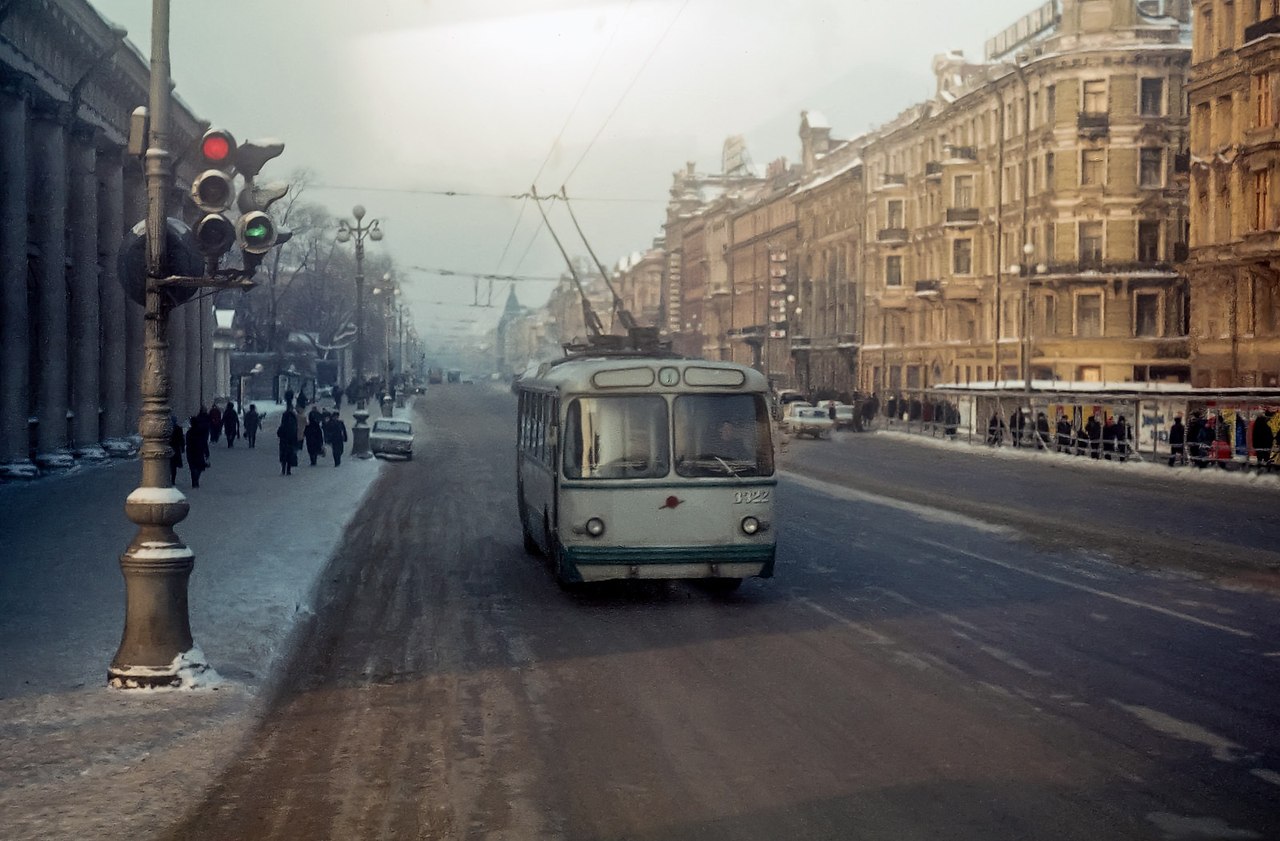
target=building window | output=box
[1046,85,1056,123]
[1256,72,1275,128]
[953,239,973,275]
[886,256,902,287]
[1254,168,1272,230]
[887,199,904,228]
[1135,292,1161,337]
[1081,149,1105,186]
[1141,78,1165,116]
[953,174,974,208]
[1045,223,1056,262]
[1043,294,1056,336]
[1139,220,1161,262]
[1076,293,1103,337]
[1140,148,1164,187]
[1045,151,1055,190]
[1083,79,1108,114]
[1080,221,1104,265]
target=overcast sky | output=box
[91,0,1039,343]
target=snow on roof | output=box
[796,155,863,195]
[803,110,830,129]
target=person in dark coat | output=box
[284,387,294,410]
[332,384,344,409]
[1114,415,1130,460]
[1034,412,1050,449]
[208,403,222,443]
[1188,411,1208,467]
[168,415,184,484]
[986,412,1005,446]
[1252,411,1275,470]
[194,407,212,467]
[277,407,299,476]
[185,414,210,487]
[222,401,240,447]
[324,412,348,467]
[244,404,262,448]
[304,416,325,466]
[1085,414,1103,459]
[1102,415,1118,460]
[1168,414,1186,466]
[1056,413,1073,452]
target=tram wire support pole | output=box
[336,206,382,453]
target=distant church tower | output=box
[496,285,523,377]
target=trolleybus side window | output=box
[674,394,775,478]
[563,396,669,479]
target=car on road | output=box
[782,403,834,439]
[369,418,414,459]
[831,403,859,431]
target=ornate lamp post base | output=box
[352,408,372,458]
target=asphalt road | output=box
[164,386,1280,841]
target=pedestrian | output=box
[1034,412,1050,450]
[1056,413,1073,452]
[284,387,294,409]
[277,406,299,476]
[244,404,262,448]
[1102,414,1117,460]
[1009,410,1026,447]
[1085,413,1102,459]
[168,415,184,484]
[185,414,210,488]
[1252,410,1275,471]
[308,404,323,428]
[208,402,222,443]
[1188,411,1209,467]
[827,400,837,422]
[333,384,344,409]
[222,400,240,447]
[986,412,1005,446]
[1168,413,1186,466]
[1114,415,1130,461]
[304,414,325,466]
[194,406,212,467]
[324,412,348,467]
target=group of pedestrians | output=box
[274,390,349,476]
[168,400,263,488]
[1168,409,1278,470]
[167,392,349,486]
[987,410,1132,459]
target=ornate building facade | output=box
[1186,0,1280,386]
[1,0,210,478]
[861,0,1193,395]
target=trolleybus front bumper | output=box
[561,544,776,583]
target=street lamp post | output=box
[335,205,382,410]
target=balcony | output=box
[882,173,907,188]
[1042,259,1178,275]
[945,145,978,162]
[914,279,941,298]
[1077,112,1110,136]
[945,207,980,225]
[1245,14,1280,43]
[925,161,943,179]
[877,227,909,243]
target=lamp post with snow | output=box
[335,205,382,411]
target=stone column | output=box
[123,167,145,434]
[0,89,35,479]
[98,146,130,452]
[170,291,187,421]
[30,114,72,471]
[185,297,202,414]
[68,128,105,461]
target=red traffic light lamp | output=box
[199,128,236,168]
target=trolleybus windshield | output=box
[563,396,670,480]
[674,394,774,478]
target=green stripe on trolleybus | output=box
[563,544,776,564]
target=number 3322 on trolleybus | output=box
[516,356,777,589]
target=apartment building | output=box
[1186,0,1280,386]
[862,0,1193,394]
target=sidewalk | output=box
[0,402,386,841]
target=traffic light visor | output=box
[200,129,236,168]
[237,211,277,254]
[193,213,236,257]
[192,170,235,212]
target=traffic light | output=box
[190,129,238,259]
[232,139,291,270]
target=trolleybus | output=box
[515,352,777,588]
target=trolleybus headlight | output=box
[586,517,606,538]
[741,516,761,535]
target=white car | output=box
[783,403,834,439]
[369,418,414,459]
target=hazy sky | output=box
[90,0,1039,341]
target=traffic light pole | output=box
[109,0,202,688]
